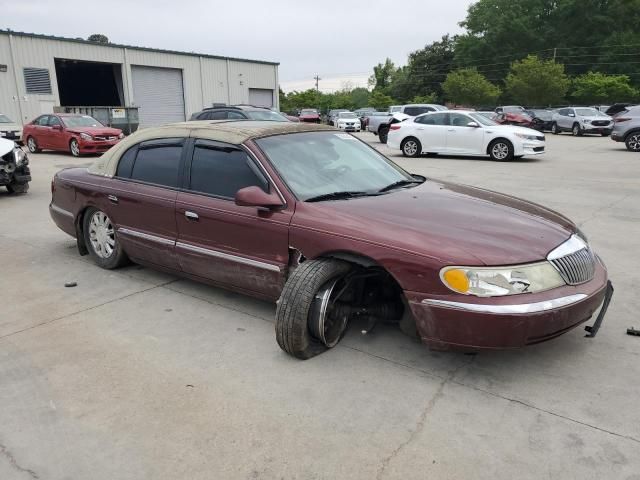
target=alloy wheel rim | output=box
[28,138,36,152]
[309,277,349,347]
[629,135,640,150]
[573,125,579,135]
[71,141,79,156]
[404,141,418,156]
[492,143,509,159]
[88,211,115,259]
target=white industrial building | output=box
[0,30,279,128]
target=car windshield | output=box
[339,113,357,119]
[0,114,13,123]
[62,115,103,127]
[575,108,604,117]
[256,131,415,201]
[468,113,498,126]
[246,110,289,122]
[300,110,317,115]
[530,110,552,120]
[503,106,524,113]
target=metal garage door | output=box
[131,66,185,127]
[248,88,274,108]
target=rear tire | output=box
[401,137,422,157]
[83,207,128,269]
[379,126,389,144]
[6,182,29,194]
[26,136,41,153]
[488,139,514,162]
[625,132,640,151]
[275,259,352,360]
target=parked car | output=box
[327,109,349,126]
[387,110,545,161]
[0,113,23,144]
[494,111,535,129]
[22,114,124,157]
[551,107,613,136]
[49,121,612,359]
[354,107,376,126]
[191,105,290,122]
[298,109,321,123]
[0,137,30,193]
[335,111,361,132]
[591,105,610,113]
[606,103,635,117]
[524,109,555,132]
[371,104,448,144]
[363,111,387,130]
[388,105,402,113]
[611,105,640,151]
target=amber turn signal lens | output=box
[442,269,470,294]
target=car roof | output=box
[88,121,337,177]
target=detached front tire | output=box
[276,259,352,360]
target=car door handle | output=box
[185,211,199,221]
[448,129,455,132]
[107,194,118,204]
[416,127,425,130]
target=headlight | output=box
[440,262,565,297]
[583,119,590,123]
[514,133,538,140]
[13,147,27,166]
[80,133,92,141]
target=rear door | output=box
[175,139,292,300]
[106,138,185,270]
[445,112,486,154]
[32,115,51,148]
[413,113,449,152]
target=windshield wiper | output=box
[378,178,423,193]
[305,191,377,202]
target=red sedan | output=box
[49,122,612,359]
[23,114,123,157]
[298,109,321,123]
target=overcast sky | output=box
[3,0,476,92]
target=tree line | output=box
[281,0,640,112]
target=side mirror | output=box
[235,186,284,209]
[467,121,480,128]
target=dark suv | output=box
[190,105,290,122]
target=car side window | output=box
[188,140,268,199]
[128,139,184,188]
[48,116,61,127]
[449,113,471,127]
[228,111,245,119]
[115,146,138,178]
[421,113,448,125]
[36,116,49,126]
[209,111,228,120]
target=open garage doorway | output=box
[54,58,124,106]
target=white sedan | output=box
[335,112,361,132]
[387,110,545,161]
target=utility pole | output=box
[314,74,321,93]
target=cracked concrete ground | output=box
[0,133,638,479]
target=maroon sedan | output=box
[298,109,321,123]
[49,122,612,359]
[23,114,123,157]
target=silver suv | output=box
[551,107,613,136]
[611,105,640,152]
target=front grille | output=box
[592,120,610,126]
[550,248,596,285]
[94,135,117,141]
[533,146,544,152]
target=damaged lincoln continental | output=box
[49,121,613,359]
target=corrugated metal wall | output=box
[0,32,278,127]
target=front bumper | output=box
[79,138,121,153]
[518,140,546,156]
[406,261,611,350]
[583,125,612,134]
[337,124,361,132]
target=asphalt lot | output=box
[1,132,639,480]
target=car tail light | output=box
[390,125,402,130]
[614,117,631,123]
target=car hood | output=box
[0,137,15,156]
[294,179,574,266]
[67,126,122,135]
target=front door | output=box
[445,112,486,154]
[47,115,66,150]
[104,138,185,270]
[175,139,292,300]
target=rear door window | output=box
[188,140,268,199]
[416,113,448,125]
[36,116,50,126]
[127,139,184,188]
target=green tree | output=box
[442,69,501,107]
[411,93,438,104]
[571,72,638,104]
[349,87,371,109]
[87,34,109,43]
[403,35,457,102]
[368,58,397,94]
[368,90,394,110]
[505,55,570,106]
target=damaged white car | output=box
[0,137,31,194]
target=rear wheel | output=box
[83,208,128,269]
[572,123,583,137]
[379,126,389,144]
[276,259,352,359]
[551,122,559,135]
[26,136,40,153]
[401,137,422,157]
[6,182,29,194]
[489,139,514,161]
[625,132,640,151]
[70,138,80,157]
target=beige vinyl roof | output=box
[88,120,336,177]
